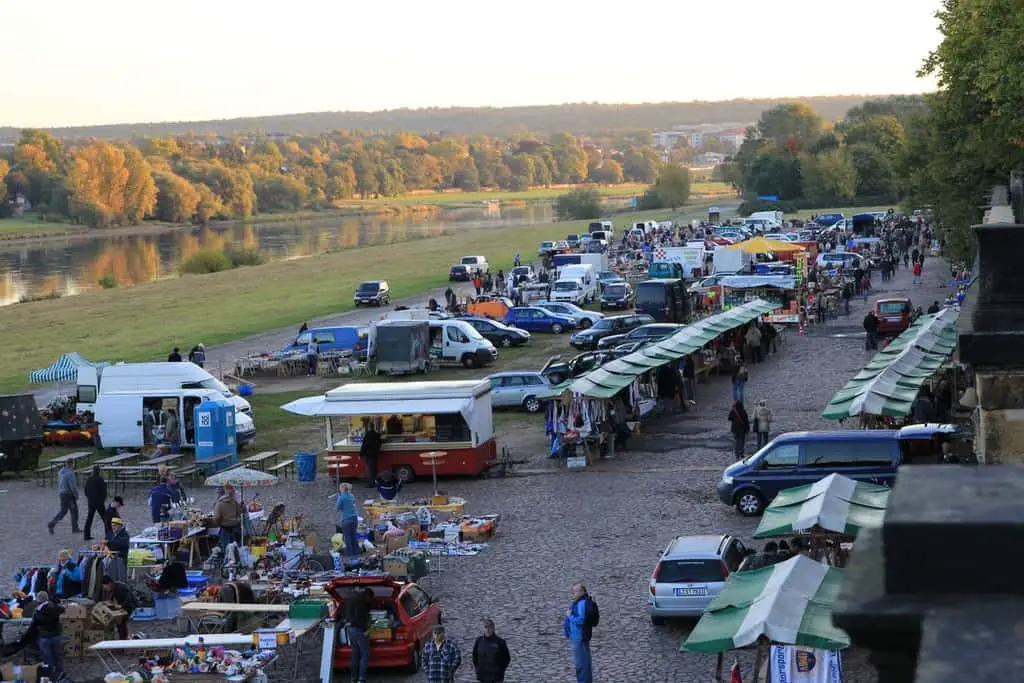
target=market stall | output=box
[753,473,890,566]
[280,380,496,482]
[682,554,849,682]
[822,308,960,423]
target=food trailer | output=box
[280,380,496,482]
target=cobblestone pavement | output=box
[1,253,955,682]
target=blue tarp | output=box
[29,353,109,384]
[720,275,797,290]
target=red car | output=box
[874,297,914,336]
[325,576,441,673]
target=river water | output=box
[0,203,560,306]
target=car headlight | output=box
[721,475,734,485]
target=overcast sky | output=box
[4,0,943,128]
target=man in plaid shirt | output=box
[423,624,462,683]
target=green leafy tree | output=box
[757,103,823,152]
[801,150,857,204]
[849,145,897,198]
[651,165,691,209]
[590,159,624,184]
[555,188,602,220]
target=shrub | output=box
[555,188,603,220]
[179,249,233,274]
[226,246,265,267]
[97,274,118,289]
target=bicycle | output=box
[255,545,326,576]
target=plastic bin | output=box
[288,599,328,620]
[238,383,254,397]
[296,451,317,482]
[154,595,182,620]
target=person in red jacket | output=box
[913,260,923,285]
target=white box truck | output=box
[550,264,596,304]
[712,248,752,274]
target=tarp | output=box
[567,299,780,398]
[725,236,806,254]
[29,353,109,384]
[754,474,890,538]
[682,555,850,653]
[822,308,960,420]
[720,275,797,290]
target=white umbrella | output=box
[204,468,279,545]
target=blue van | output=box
[717,425,957,516]
[283,326,368,360]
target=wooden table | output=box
[101,465,164,493]
[49,450,91,465]
[94,452,141,466]
[141,453,184,467]
[242,450,281,471]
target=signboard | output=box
[765,313,801,325]
[794,254,806,287]
[769,646,842,683]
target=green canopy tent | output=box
[754,473,890,539]
[822,308,960,420]
[682,555,850,654]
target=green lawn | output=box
[0,216,88,240]
[0,207,694,393]
[790,206,890,220]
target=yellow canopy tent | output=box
[725,236,807,254]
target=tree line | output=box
[0,130,667,228]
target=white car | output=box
[536,301,604,329]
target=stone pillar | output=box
[957,186,1024,463]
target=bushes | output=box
[179,246,266,275]
[555,188,603,220]
[97,274,118,289]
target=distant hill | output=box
[0,95,888,140]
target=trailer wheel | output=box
[394,465,416,483]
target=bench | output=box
[196,454,236,475]
[174,465,201,484]
[35,464,57,487]
[267,459,296,479]
[242,450,280,471]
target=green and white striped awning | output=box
[567,299,780,399]
[822,308,960,420]
[682,555,850,654]
[753,473,890,538]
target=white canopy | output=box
[282,396,469,418]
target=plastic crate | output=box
[288,599,328,620]
[154,595,182,620]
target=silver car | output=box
[487,371,550,413]
[536,301,603,329]
[647,534,749,623]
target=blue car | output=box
[504,306,577,334]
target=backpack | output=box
[584,596,600,629]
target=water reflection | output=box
[0,204,556,306]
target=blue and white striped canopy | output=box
[28,353,107,384]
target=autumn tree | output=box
[154,171,200,222]
[590,159,624,184]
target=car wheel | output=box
[651,615,666,626]
[406,641,422,673]
[551,323,564,334]
[500,336,513,348]
[736,491,765,517]
[394,465,416,483]
[353,301,360,307]
[462,354,478,369]
[580,318,592,329]
[523,396,542,413]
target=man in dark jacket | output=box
[101,575,135,639]
[862,311,880,351]
[106,496,124,526]
[360,424,382,488]
[30,591,65,681]
[345,586,372,683]
[84,465,109,541]
[472,618,511,683]
[106,517,130,561]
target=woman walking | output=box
[731,363,748,404]
[335,482,360,559]
[753,399,773,449]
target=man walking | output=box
[423,624,462,683]
[359,422,382,488]
[472,619,511,683]
[344,585,372,683]
[84,465,109,541]
[564,582,598,683]
[48,462,80,535]
[863,310,880,351]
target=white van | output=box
[94,388,256,449]
[460,255,489,274]
[632,220,658,236]
[427,319,498,369]
[551,264,596,304]
[77,363,251,416]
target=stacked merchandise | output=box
[110,641,277,680]
[381,551,429,582]
[367,609,395,644]
[455,514,499,542]
[60,602,88,659]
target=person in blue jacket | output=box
[149,478,174,523]
[335,482,360,559]
[54,549,83,599]
[563,582,597,683]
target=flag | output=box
[730,659,742,683]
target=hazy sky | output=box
[5,0,942,128]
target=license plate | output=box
[674,587,707,596]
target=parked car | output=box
[569,313,655,350]
[536,301,603,328]
[538,241,558,257]
[566,233,580,248]
[448,264,471,282]
[504,307,577,334]
[596,323,683,350]
[487,371,550,412]
[874,297,915,336]
[648,534,751,623]
[325,575,440,673]
[540,351,616,385]
[596,271,625,291]
[599,281,634,310]
[578,234,593,249]
[716,425,958,516]
[354,280,391,306]
[462,317,530,348]
[689,275,725,294]
[510,265,537,283]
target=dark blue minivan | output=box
[717,425,957,516]
[282,326,368,360]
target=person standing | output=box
[728,401,750,460]
[863,310,880,351]
[472,618,511,683]
[213,484,244,550]
[744,324,762,364]
[423,624,462,683]
[564,582,597,683]
[335,483,360,559]
[149,477,174,523]
[106,496,125,526]
[48,462,80,535]
[105,517,131,562]
[166,473,187,506]
[188,343,206,368]
[731,363,748,404]
[753,399,773,449]
[306,337,320,376]
[913,260,923,285]
[168,347,183,362]
[344,585,372,683]
[83,465,109,541]
[359,422,382,488]
[30,591,65,682]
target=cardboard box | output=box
[0,663,39,683]
[62,602,88,620]
[383,556,409,577]
[91,602,127,627]
[63,631,84,658]
[61,617,86,636]
[461,527,494,543]
[84,627,113,645]
[382,532,409,554]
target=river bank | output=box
[1,203,735,392]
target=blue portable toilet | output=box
[194,399,237,471]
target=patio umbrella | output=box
[204,467,279,545]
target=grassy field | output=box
[0,217,90,240]
[790,206,890,220]
[0,207,700,393]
